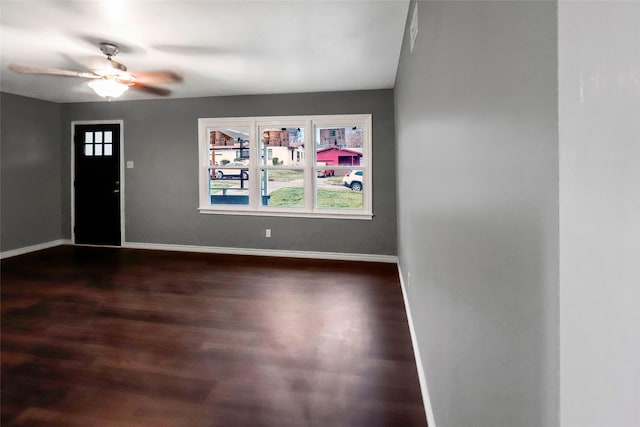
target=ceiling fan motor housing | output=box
[99,42,120,58]
[96,43,127,73]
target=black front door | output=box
[74,124,121,245]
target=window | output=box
[198,115,372,219]
[84,130,113,157]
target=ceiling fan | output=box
[9,42,182,99]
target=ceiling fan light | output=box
[88,78,129,98]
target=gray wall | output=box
[1,93,62,252]
[394,2,558,427]
[559,2,640,426]
[61,90,397,255]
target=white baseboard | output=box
[0,239,71,260]
[123,241,398,263]
[397,264,436,427]
[2,239,398,263]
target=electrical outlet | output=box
[265,228,271,238]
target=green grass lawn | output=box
[269,188,362,208]
[267,170,304,181]
[269,187,304,207]
[209,181,235,195]
[317,188,362,208]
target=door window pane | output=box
[84,132,93,143]
[104,131,112,143]
[84,144,93,156]
[260,127,304,167]
[94,144,103,156]
[260,169,304,207]
[104,144,113,156]
[95,132,103,143]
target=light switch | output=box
[126,161,134,169]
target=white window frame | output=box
[198,114,372,220]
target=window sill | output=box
[198,207,373,220]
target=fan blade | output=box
[62,55,127,76]
[132,71,183,84]
[9,64,98,79]
[61,54,95,73]
[130,82,171,96]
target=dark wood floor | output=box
[1,245,426,426]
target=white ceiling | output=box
[0,0,409,103]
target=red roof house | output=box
[316,146,362,166]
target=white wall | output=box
[395,2,559,426]
[559,2,640,426]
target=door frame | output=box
[71,120,125,245]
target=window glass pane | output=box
[212,162,249,180]
[84,144,93,156]
[95,132,103,143]
[84,132,93,143]
[260,169,304,207]
[104,131,112,143]
[316,169,363,209]
[260,127,304,167]
[94,144,103,156]
[104,144,113,156]
[209,127,250,168]
[209,169,250,205]
[315,126,365,168]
